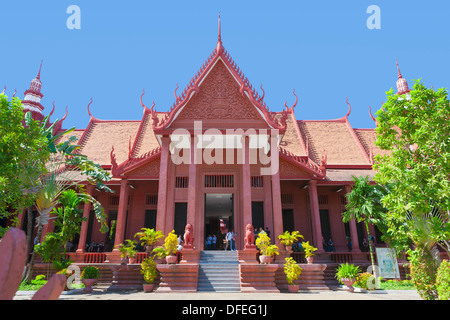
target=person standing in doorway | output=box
[212,234,217,250]
[225,230,234,251]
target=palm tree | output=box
[23,129,112,283]
[342,175,387,277]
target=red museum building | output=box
[15,18,408,268]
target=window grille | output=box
[175,176,189,188]
[204,174,234,188]
[281,194,293,204]
[251,176,264,188]
[145,194,158,205]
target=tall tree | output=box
[374,80,450,299]
[343,175,387,277]
[0,94,48,229]
[24,137,111,282]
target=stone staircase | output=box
[197,251,241,292]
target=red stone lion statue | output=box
[244,224,255,246]
[184,223,194,246]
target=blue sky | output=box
[1,0,449,130]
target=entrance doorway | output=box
[204,193,233,250]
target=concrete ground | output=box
[14,285,421,300]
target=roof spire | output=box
[37,59,43,80]
[218,12,222,43]
[216,12,224,54]
[396,58,402,79]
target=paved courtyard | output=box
[14,286,421,301]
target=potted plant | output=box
[81,265,100,293]
[335,263,362,292]
[255,232,279,264]
[284,257,302,293]
[118,239,138,264]
[278,231,304,251]
[302,241,318,264]
[134,228,164,253]
[163,230,178,264]
[152,246,168,263]
[140,257,158,292]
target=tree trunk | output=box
[21,206,34,282]
[365,221,378,278]
[26,206,33,259]
[25,223,43,283]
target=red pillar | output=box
[308,180,324,253]
[186,135,199,247]
[345,185,361,253]
[271,164,283,247]
[155,136,170,235]
[113,179,129,251]
[242,136,252,228]
[263,175,274,240]
[76,184,94,253]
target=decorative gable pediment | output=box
[279,158,315,179]
[174,60,263,125]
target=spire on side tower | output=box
[22,60,45,121]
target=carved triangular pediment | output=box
[279,158,315,179]
[125,158,160,177]
[172,60,266,127]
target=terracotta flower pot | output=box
[128,257,136,264]
[285,245,292,252]
[143,283,155,293]
[287,284,299,293]
[306,256,314,264]
[341,278,356,292]
[166,255,177,264]
[82,278,97,293]
[259,255,272,264]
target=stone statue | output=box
[244,224,255,246]
[184,223,194,246]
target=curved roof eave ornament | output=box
[345,97,352,118]
[49,101,56,117]
[87,97,97,121]
[284,89,298,112]
[140,89,159,127]
[369,105,378,126]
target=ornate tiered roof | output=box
[45,18,409,183]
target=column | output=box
[113,179,129,251]
[308,180,324,253]
[155,136,170,235]
[271,165,283,248]
[345,185,361,253]
[76,184,94,253]
[186,135,198,248]
[263,175,274,239]
[242,136,252,228]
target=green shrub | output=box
[354,272,374,290]
[81,265,100,279]
[436,259,450,300]
[408,248,439,300]
[283,257,302,285]
[335,263,361,284]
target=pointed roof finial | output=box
[37,60,43,80]
[218,12,222,44]
[396,58,402,79]
[216,12,224,54]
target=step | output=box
[196,250,241,292]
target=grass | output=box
[378,279,416,290]
[17,274,85,291]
